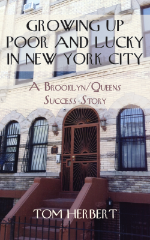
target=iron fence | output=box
[1,215,150,240]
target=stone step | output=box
[15,192,78,240]
[43,198,74,208]
[23,226,59,239]
[59,192,78,199]
[31,217,64,226]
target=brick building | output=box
[0,0,150,239]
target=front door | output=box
[61,108,100,191]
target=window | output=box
[54,29,76,77]
[0,121,20,173]
[142,6,150,57]
[16,40,36,84]
[0,198,14,221]
[120,203,150,240]
[23,0,40,11]
[118,108,146,171]
[23,118,49,172]
[95,203,150,240]
[90,18,115,69]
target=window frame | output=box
[0,121,20,173]
[25,117,49,173]
[118,108,147,171]
[54,30,77,77]
[24,0,40,6]
[23,0,40,14]
[141,5,150,58]
[89,16,115,69]
[15,40,36,85]
[15,62,34,85]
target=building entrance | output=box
[61,108,100,191]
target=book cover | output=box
[0,0,150,239]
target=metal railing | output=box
[1,215,150,240]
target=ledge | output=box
[100,171,150,177]
[5,55,150,90]
[0,189,26,198]
[50,0,67,6]
[15,7,42,21]
[0,172,60,177]
[2,171,150,178]
[119,9,134,15]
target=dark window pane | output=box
[16,62,34,80]
[16,71,33,80]
[143,6,150,15]
[121,139,146,169]
[54,51,76,77]
[16,64,33,80]
[120,203,150,240]
[0,153,16,172]
[90,41,115,69]
[2,160,15,172]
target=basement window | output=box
[120,203,150,240]
[141,6,150,57]
[0,198,14,222]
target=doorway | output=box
[61,108,100,191]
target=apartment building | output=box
[0,0,150,239]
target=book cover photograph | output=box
[0,0,150,239]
